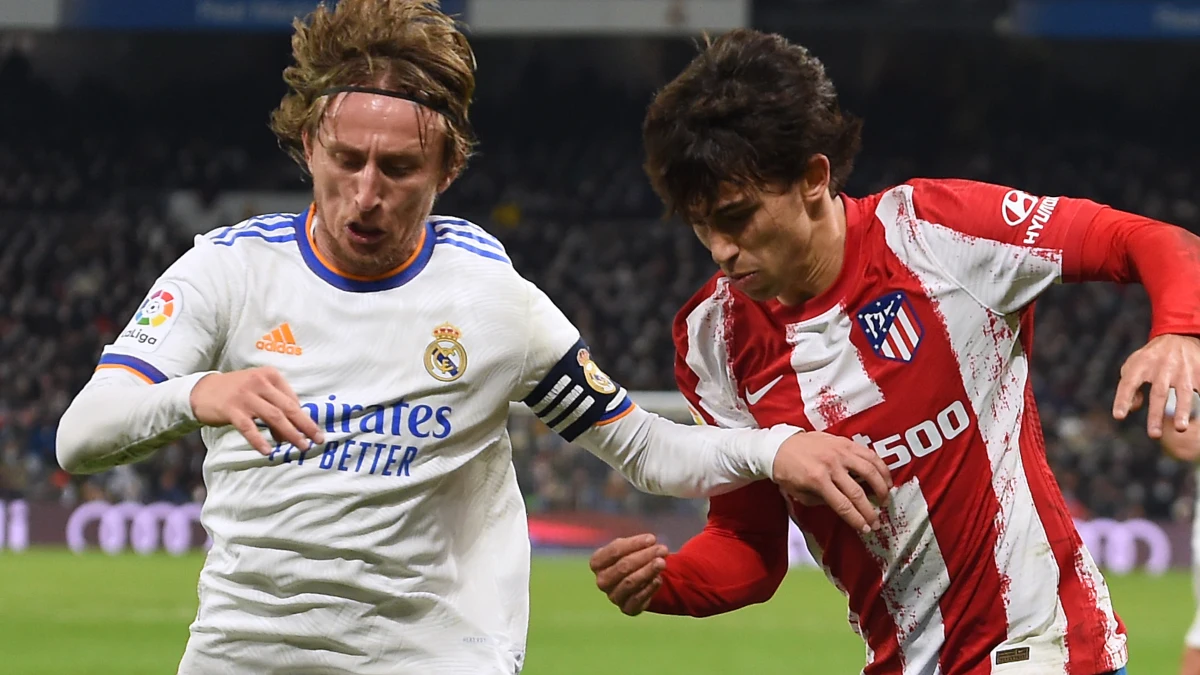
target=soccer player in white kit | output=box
[1162,389,1200,675]
[54,2,893,673]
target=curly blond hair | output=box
[270,0,477,178]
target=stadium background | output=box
[3,0,1200,672]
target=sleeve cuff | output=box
[752,425,804,480]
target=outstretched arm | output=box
[513,280,891,516]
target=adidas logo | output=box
[256,323,303,356]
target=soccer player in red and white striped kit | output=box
[589,29,1200,675]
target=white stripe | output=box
[881,341,897,359]
[551,397,594,433]
[683,279,758,429]
[542,386,586,422]
[879,185,1088,670]
[895,188,1061,315]
[888,330,912,361]
[605,388,629,413]
[786,303,885,431]
[1074,544,1126,667]
[862,478,949,674]
[530,376,572,415]
[897,306,921,346]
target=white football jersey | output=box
[60,207,792,674]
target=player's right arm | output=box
[56,235,322,474]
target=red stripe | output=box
[1016,312,1124,674]
[853,261,1010,673]
[795,507,904,673]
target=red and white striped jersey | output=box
[672,179,1131,674]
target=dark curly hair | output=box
[643,29,863,223]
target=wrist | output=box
[761,425,804,480]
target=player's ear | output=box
[438,160,462,193]
[799,154,832,202]
[303,130,316,167]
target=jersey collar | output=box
[294,204,436,292]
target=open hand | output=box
[190,367,324,455]
[772,431,892,534]
[1113,334,1200,438]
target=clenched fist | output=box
[589,534,668,616]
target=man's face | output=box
[305,92,451,277]
[692,182,816,302]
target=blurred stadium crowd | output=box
[3,33,1200,521]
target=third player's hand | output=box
[190,367,324,455]
[771,431,892,534]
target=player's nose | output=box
[708,231,739,266]
[352,163,384,212]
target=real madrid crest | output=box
[425,323,468,382]
[577,348,617,395]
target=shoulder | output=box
[191,211,303,273]
[160,212,302,293]
[200,211,303,250]
[897,178,1025,224]
[427,215,512,267]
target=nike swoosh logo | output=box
[745,375,784,406]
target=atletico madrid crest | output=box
[855,291,924,363]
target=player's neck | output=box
[777,195,847,306]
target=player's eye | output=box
[333,151,365,171]
[711,207,755,233]
[380,161,417,179]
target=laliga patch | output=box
[115,282,182,353]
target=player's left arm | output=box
[510,280,802,498]
[903,178,1200,436]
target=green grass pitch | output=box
[0,549,1189,673]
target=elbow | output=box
[55,408,88,474]
[55,400,108,475]
[737,538,790,607]
[754,548,790,604]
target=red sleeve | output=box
[1069,208,1200,338]
[646,479,791,616]
[647,302,791,616]
[907,179,1200,336]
